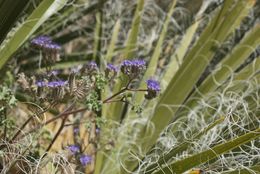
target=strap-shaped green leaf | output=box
[0,0,69,69]
[153,128,260,174]
[134,0,177,104]
[138,0,255,154]
[189,24,260,104]
[144,117,225,174]
[106,0,145,121]
[221,165,260,174]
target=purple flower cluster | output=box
[68,145,80,154]
[36,81,46,87]
[36,80,67,88]
[145,79,160,100]
[121,59,146,78]
[106,63,118,72]
[82,61,98,74]
[80,155,92,166]
[105,63,118,78]
[31,36,61,51]
[47,80,67,87]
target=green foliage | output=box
[85,91,102,112]
[0,85,17,111]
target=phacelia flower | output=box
[145,79,160,100]
[121,59,146,78]
[36,81,46,87]
[47,80,67,87]
[31,36,61,51]
[81,61,98,74]
[105,63,118,78]
[74,128,80,134]
[68,145,80,154]
[80,154,92,166]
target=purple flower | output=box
[145,79,160,100]
[95,128,100,134]
[105,63,118,78]
[80,154,92,166]
[31,36,52,46]
[121,59,146,77]
[68,145,80,154]
[36,81,46,87]
[82,61,98,74]
[88,61,98,69]
[74,128,80,134]
[146,79,160,92]
[47,80,67,87]
[106,63,118,72]
[31,36,61,51]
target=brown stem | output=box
[9,103,54,143]
[102,87,127,103]
[43,116,67,156]
[21,103,78,138]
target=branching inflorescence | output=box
[2,35,161,172]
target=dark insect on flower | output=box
[47,80,67,88]
[68,145,80,154]
[120,59,146,78]
[145,79,160,100]
[79,154,92,166]
[105,63,118,79]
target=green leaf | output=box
[144,117,225,174]
[137,0,255,155]
[133,0,177,104]
[161,20,199,90]
[153,128,260,174]
[0,0,30,44]
[221,165,260,174]
[0,0,69,70]
[189,24,260,104]
[106,0,145,122]
[105,19,121,62]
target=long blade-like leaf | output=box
[0,0,68,69]
[154,128,260,174]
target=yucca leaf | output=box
[221,165,260,174]
[0,0,30,44]
[133,0,177,104]
[234,56,260,81]
[189,24,260,104]
[161,20,199,90]
[153,128,260,174]
[103,1,255,173]
[106,0,145,121]
[137,0,255,153]
[0,0,69,70]
[93,12,102,62]
[106,20,121,62]
[144,117,225,174]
